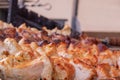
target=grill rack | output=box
[7,0,64,30]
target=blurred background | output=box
[0,0,120,38]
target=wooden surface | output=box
[85,32,120,38]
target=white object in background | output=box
[78,0,120,32]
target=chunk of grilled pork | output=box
[0,55,52,80]
[70,58,96,80]
[50,56,75,80]
[0,38,52,80]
